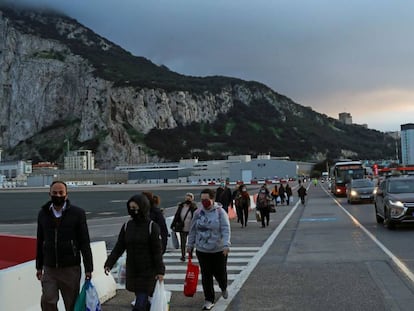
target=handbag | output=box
[171,207,191,232]
[150,280,169,311]
[184,254,199,297]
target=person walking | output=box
[298,184,307,204]
[256,184,272,228]
[271,185,279,206]
[104,194,165,311]
[279,184,286,204]
[171,192,198,261]
[215,181,232,213]
[234,184,251,228]
[36,181,93,311]
[143,192,168,254]
[285,183,293,206]
[187,188,231,310]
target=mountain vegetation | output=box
[0,5,397,167]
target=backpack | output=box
[257,192,269,207]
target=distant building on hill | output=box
[64,150,95,170]
[338,112,352,125]
[401,123,414,165]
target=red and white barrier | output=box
[0,237,116,311]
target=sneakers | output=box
[202,300,215,310]
[222,289,228,299]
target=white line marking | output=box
[213,197,301,311]
[321,186,414,284]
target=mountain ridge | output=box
[0,5,396,168]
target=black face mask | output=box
[185,200,192,204]
[51,196,66,206]
[128,208,143,220]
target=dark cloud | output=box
[5,0,414,131]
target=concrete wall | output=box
[0,241,116,311]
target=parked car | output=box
[346,179,375,204]
[374,176,414,229]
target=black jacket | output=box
[36,200,93,273]
[171,201,197,232]
[104,219,165,294]
[215,187,232,210]
[150,206,168,254]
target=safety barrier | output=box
[0,234,36,269]
[0,240,116,311]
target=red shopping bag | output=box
[184,255,199,297]
[228,206,237,220]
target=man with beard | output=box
[36,181,93,311]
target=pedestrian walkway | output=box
[110,247,260,293]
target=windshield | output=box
[335,168,365,183]
[352,180,374,188]
[388,180,414,193]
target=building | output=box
[64,150,95,170]
[229,156,297,183]
[0,160,32,187]
[401,123,414,165]
[338,112,352,125]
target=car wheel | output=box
[384,207,396,230]
[375,205,384,224]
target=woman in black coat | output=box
[104,194,165,311]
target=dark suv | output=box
[374,176,414,229]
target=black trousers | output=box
[196,250,228,303]
[259,207,270,227]
[180,231,189,258]
[236,205,249,226]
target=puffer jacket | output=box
[104,218,165,294]
[36,200,93,273]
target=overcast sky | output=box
[6,0,414,132]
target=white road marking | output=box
[214,199,302,311]
[322,186,414,284]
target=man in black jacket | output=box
[215,182,232,213]
[36,181,93,311]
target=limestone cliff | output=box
[0,7,293,167]
[0,7,396,167]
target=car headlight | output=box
[350,190,358,197]
[388,200,405,217]
[388,200,404,208]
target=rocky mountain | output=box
[0,6,396,168]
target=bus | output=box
[330,161,365,196]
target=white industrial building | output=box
[64,150,95,170]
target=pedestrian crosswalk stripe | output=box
[111,247,258,292]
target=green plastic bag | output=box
[74,280,89,311]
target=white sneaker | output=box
[202,300,215,310]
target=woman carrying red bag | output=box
[187,188,231,310]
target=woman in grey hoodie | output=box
[187,188,231,310]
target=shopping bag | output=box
[170,231,180,249]
[74,280,88,311]
[184,255,199,297]
[255,211,261,222]
[228,206,237,220]
[85,280,102,311]
[150,280,169,311]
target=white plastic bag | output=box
[85,281,102,311]
[150,280,169,311]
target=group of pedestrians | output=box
[36,181,231,311]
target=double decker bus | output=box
[330,160,365,196]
